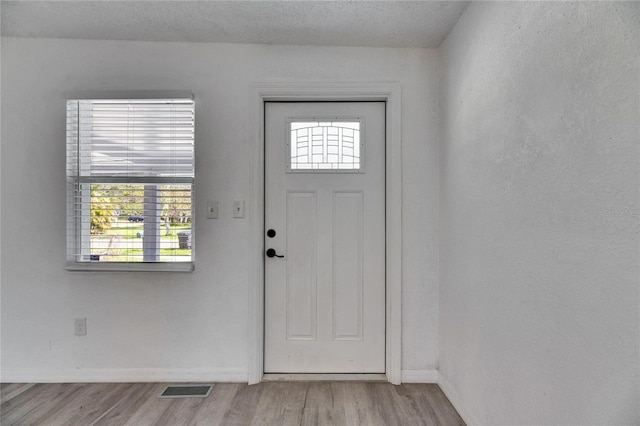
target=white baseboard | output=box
[1,368,247,383]
[400,369,439,383]
[437,373,480,426]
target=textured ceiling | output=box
[1,1,469,48]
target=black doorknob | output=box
[267,229,276,238]
[266,248,284,258]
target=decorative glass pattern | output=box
[289,121,361,171]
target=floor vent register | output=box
[158,384,213,398]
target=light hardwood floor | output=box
[1,382,465,426]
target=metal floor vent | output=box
[159,384,213,398]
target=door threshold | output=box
[262,373,387,382]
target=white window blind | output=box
[66,98,195,268]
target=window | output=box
[66,98,195,271]
[287,119,363,172]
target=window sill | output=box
[65,261,194,273]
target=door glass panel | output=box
[287,120,362,172]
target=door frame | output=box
[248,82,402,385]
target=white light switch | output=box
[233,201,245,218]
[206,201,218,219]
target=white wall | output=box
[0,38,440,381]
[439,2,639,424]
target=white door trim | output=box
[248,82,402,385]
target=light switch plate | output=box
[233,201,245,218]
[206,201,218,219]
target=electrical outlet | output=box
[74,318,87,336]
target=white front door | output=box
[264,102,385,373]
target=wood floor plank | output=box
[382,383,430,425]
[188,383,241,425]
[22,383,101,426]
[250,382,308,425]
[332,382,382,425]
[27,383,107,426]
[369,383,405,425]
[220,383,264,425]
[397,384,442,425]
[381,383,426,424]
[1,383,49,417]
[41,383,133,426]
[0,381,465,426]
[1,384,37,405]
[300,381,346,426]
[91,383,158,426]
[1,383,68,424]
[155,395,207,425]
[121,383,176,426]
[423,384,466,426]
[1,383,85,426]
